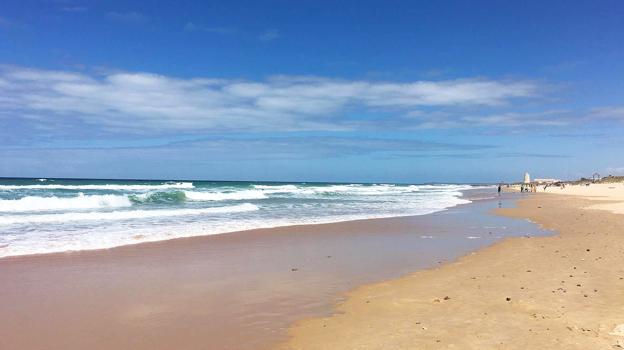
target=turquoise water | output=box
[0,178,490,257]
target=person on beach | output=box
[521,185,524,193]
[498,184,501,195]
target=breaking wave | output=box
[0,193,132,212]
[0,203,259,225]
[184,190,267,201]
[0,189,269,213]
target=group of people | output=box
[520,184,538,193]
[497,182,567,195]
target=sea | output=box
[0,178,491,258]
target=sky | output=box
[1,0,623,183]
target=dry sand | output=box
[278,190,624,349]
[529,183,624,215]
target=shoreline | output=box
[0,181,482,259]
[277,188,624,349]
[0,188,487,260]
[0,209,468,261]
[0,190,548,350]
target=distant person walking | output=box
[498,184,501,195]
[521,185,524,193]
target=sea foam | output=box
[0,182,194,191]
[0,203,259,225]
[0,193,132,212]
[184,190,267,201]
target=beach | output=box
[4,1,622,349]
[2,184,624,349]
[0,188,549,350]
[279,184,624,349]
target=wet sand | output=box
[0,190,550,350]
[279,192,624,349]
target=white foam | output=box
[253,185,298,191]
[0,193,132,212]
[0,204,462,257]
[184,190,267,201]
[253,184,421,196]
[0,203,259,225]
[0,182,194,190]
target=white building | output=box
[524,173,531,184]
[534,178,561,183]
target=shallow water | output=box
[0,178,481,257]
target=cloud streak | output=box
[605,167,624,176]
[381,152,571,160]
[406,107,624,130]
[259,29,280,41]
[106,12,149,23]
[0,65,544,138]
[184,22,236,34]
[61,7,87,13]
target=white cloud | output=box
[184,22,236,34]
[61,7,88,13]
[419,69,452,77]
[605,167,624,176]
[106,12,149,23]
[259,29,280,41]
[544,61,583,73]
[405,106,624,130]
[588,105,624,120]
[0,65,548,137]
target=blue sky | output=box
[1,0,623,183]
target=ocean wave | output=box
[124,189,268,204]
[0,203,259,225]
[0,181,482,257]
[304,184,421,196]
[0,189,268,212]
[253,184,298,191]
[0,200,467,257]
[251,184,422,196]
[129,191,187,204]
[417,184,478,191]
[0,182,194,191]
[0,193,132,212]
[184,190,267,201]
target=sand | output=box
[526,183,624,215]
[278,190,624,349]
[4,186,624,349]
